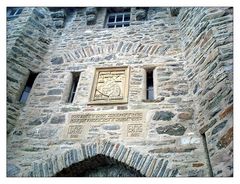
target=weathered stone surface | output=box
[33,9,45,19]
[54,20,65,28]
[170,169,179,177]
[152,111,175,121]
[151,159,164,177]
[219,105,233,119]
[86,14,97,25]
[51,11,65,18]
[188,169,204,177]
[193,83,199,94]
[41,96,61,102]
[209,107,221,119]
[6,7,233,177]
[192,163,204,167]
[172,90,188,96]
[216,127,233,149]
[12,129,22,135]
[178,112,193,120]
[104,54,116,61]
[149,145,196,153]
[158,160,169,177]
[199,118,217,134]
[102,124,120,130]
[51,57,63,65]
[50,115,65,124]
[156,123,186,136]
[29,116,50,125]
[21,146,49,152]
[212,120,227,135]
[168,97,182,103]
[136,9,147,21]
[86,7,97,15]
[27,127,58,139]
[47,89,63,95]
[207,94,224,110]
[7,163,20,176]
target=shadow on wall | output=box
[55,154,144,177]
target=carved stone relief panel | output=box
[89,66,130,104]
[62,110,146,140]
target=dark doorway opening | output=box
[55,154,144,177]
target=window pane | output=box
[116,15,123,22]
[16,8,23,15]
[19,72,38,103]
[146,70,154,100]
[147,87,154,100]
[108,16,115,22]
[9,10,16,16]
[108,24,114,28]
[20,91,29,103]
[124,14,130,21]
[106,9,131,28]
[68,72,80,103]
[25,86,31,93]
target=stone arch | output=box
[61,41,174,63]
[27,140,178,177]
[55,154,144,177]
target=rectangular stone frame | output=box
[62,110,147,140]
[88,66,130,105]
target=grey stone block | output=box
[7,163,20,176]
[86,7,97,15]
[50,57,64,65]
[212,120,228,135]
[50,115,65,124]
[102,124,120,130]
[136,9,147,21]
[188,169,204,177]
[29,116,50,125]
[33,9,45,19]
[51,11,65,18]
[156,123,186,136]
[86,14,97,25]
[54,20,65,28]
[157,160,169,177]
[152,111,175,121]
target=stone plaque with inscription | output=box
[89,66,130,104]
[63,111,146,139]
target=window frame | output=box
[105,12,130,28]
[19,71,38,103]
[146,70,154,100]
[7,8,23,18]
[67,72,80,103]
[142,67,157,102]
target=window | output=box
[146,69,154,100]
[7,7,23,18]
[106,9,130,28]
[68,72,80,103]
[19,72,38,103]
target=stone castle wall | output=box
[7,7,233,177]
[7,8,54,133]
[179,7,233,176]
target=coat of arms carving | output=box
[89,66,130,104]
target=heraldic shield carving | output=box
[89,66,130,104]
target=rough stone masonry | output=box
[7,7,233,177]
